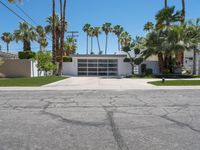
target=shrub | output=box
[162,69,170,74]
[63,56,72,62]
[18,51,36,59]
[145,68,153,76]
[124,58,130,62]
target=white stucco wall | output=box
[63,57,78,76]
[118,58,132,76]
[139,61,160,75]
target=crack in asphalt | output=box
[103,106,129,150]
[160,115,200,133]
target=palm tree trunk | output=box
[181,0,185,23]
[105,34,108,54]
[52,0,56,66]
[97,36,101,54]
[193,49,197,75]
[90,37,93,54]
[158,53,164,73]
[6,43,9,53]
[86,34,89,54]
[164,0,168,8]
[118,36,120,51]
[58,0,67,76]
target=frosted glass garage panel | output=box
[78,59,118,76]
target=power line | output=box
[0,0,52,42]
[15,4,38,26]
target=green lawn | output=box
[149,80,200,86]
[0,76,67,87]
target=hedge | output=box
[63,56,72,62]
[18,51,36,59]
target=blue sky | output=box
[0,0,200,54]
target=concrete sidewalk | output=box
[1,77,200,91]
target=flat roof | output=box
[71,54,127,58]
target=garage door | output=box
[78,59,118,76]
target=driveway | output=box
[43,77,200,90]
[44,77,156,90]
[0,90,200,150]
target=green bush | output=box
[145,68,153,76]
[63,56,72,62]
[124,58,130,62]
[18,51,36,59]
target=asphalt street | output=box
[0,90,200,150]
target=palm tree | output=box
[64,37,77,56]
[88,27,95,54]
[181,0,185,23]
[164,0,168,8]
[52,0,56,67]
[113,25,124,51]
[187,18,200,74]
[155,6,182,30]
[83,24,91,54]
[57,0,67,76]
[144,22,154,32]
[1,32,13,53]
[14,22,36,51]
[92,27,102,54]
[119,32,132,47]
[45,15,67,57]
[102,23,113,54]
[8,0,22,3]
[36,25,48,51]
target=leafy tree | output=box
[102,23,113,54]
[121,34,144,75]
[36,50,56,76]
[83,24,91,54]
[14,22,36,51]
[113,25,124,51]
[1,32,13,53]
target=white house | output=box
[62,54,159,76]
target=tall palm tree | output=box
[155,6,182,30]
[82,24,91,54]
[36,25,48,51]
[8,0,22,3]
[93,27,102,54]
[187,18,200,74]
[52,0,56,66]
[1,32,13,53]
[14,22,36,51]
[164,0,168,8]
[88,27,95,54]
[57,0,67,76]
[181,0,185,23]
[102,23,113,54]
[45,15,67,57]
[113,25,124,51]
